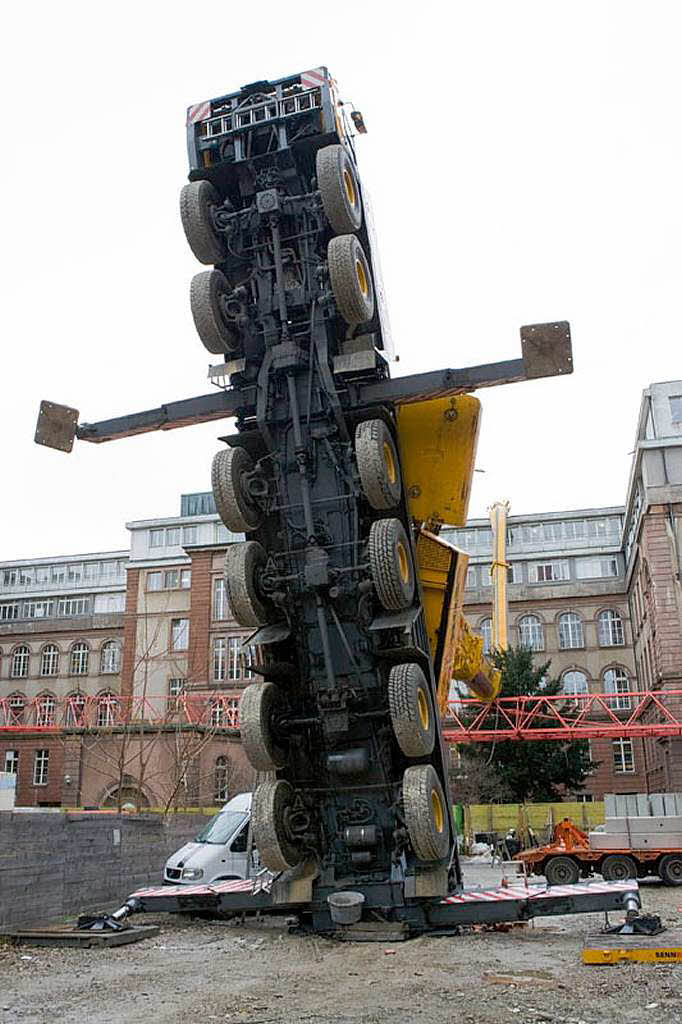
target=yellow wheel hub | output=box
[431,788,445,834]
[397,541,409,584]
[355,258,368,297]
[417,688,430,732]
[383,441,397,484]
[343,167,357,208]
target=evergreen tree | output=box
[459,646,597,802]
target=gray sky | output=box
[3,1,680,559]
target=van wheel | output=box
[369,518,415,611]
[402,765,450,862]
[316,144,362,234]
[659,854,682,885]
[328,235,374,325]
[212,447,262,533]
[224,542,270,627]
[180,180,226,264]
[240,682,287,771]
[544,856,579,885]
[388,663,435,758]
[251,780,302,873]
[601,854,637,881]
[355,419,401,510]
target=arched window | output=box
[97,692,118,726]
[11,646,30,679]
[100,640,121,674]
[479,617,493,655]
[211,697,240,728]
[36,694,56,727]
[518,615,544,651]
[70,642,89,675]
[40,644,59,677]
[7,693,25,725]
[65,693,86,726]
[214,755,229,803]
[558,612,584,650]
[604,667,631,710]
[598,609,624,646]
[562,670,588,696]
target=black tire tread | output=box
[224,541,268,627]
[369,518,415,611]
[316,144,362,235]
[180,181,226,265]
[388,663,435,758]
[403,765,450,861]
[659,853,682,885]
[240,682,286,771]
[601,854,637,881]
[190,269,239,355]
[251,780,302,873]
[545,855,579,885]
[328,235,374,325]
[355,420,401,510]
[212,447,261,533]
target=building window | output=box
[562,670,588,696]
[507,563,522,584]
[70,642,89,675]
[97,693,118,727]
[166,528,181,546]
[11,646,30,679]
[465,567,477,590]
[33,749,49,786]
[479,617,493,655]
[518,615,544,651]
[3,750,18,774]
[528,561,569,583]
[23,599,54,620]
[213,637,226,681]
[57,597,90,617]
[558,612,584,650]
[575,557,619,580]
[180,569,191,589]
[183,526,197,545]
[93,593,125,613]
[0,603,19,621]
[481,566,492,587]
[168,677,186,711]
[670,396,682,422]
[100,641,121,674]
[211,697,240,728]
[147,571,162,591]
[171,619,189,652]
[40,645,59,677]
[242,644,260,680]
[150,529,165,548]
[214,756,229,802]
[36,695,56,727]
[213,579,229,620]
[604,667,631,710]
[613,738,635,773]
[598,609,624,646]
[65,694,86,726]
[7,694,25,725]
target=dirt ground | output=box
[2,862,682,1024]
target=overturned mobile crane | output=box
[36,68,638,937]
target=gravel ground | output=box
[1,863,682,1024]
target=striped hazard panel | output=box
[301,68,326,89]
[131,878,262,899]
[186,100,211,126]
[441,880,638,904]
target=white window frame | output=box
[100,641,121,674]
[575,557,619,580]
[70,642,89,675]
[36,695,56,726]
[562,670,588,696]
[598,609,624,646]
[213,637,226,681]
[171,618,189,652]
[65,694,86,726]
[150,529,165,548]
[479,617,493,655]
[147,571,163,591]
[214,755,229,802]
[613,737,635,773]
[33,749,49,786]
[166,528,181,546]
[97,693,118,727]
[3,749,18,774]
[518,615,544,651]
[180,569,191,589]
[558,612,584,650]
[528,560,569,583]
[604,667,631,711]
[213,578,228,620]
[11,646,30,679]
[8,694,25,724]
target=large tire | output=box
[180,180,226,265]
[659,853,682,885]
[355,420,401,510]
[369,518,415,611]
[544,856,579,885]
[212,447,261,533]
[328,235,374,325]
[601,854,637,882]
[316,144,362,235]
[224,542,269,627]
[388,663,435,758]
[190,269,239,355]
[251,780,302,873]
[240,682,286,771]
[403,765,450,862]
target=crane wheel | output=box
[402,765,450,861]
[388,663,435,758]
[369,518,415,611]
[600,854,637,882]
[190,269,240,355]
[180,180,226,265]
[355,420,402,510]
[328,235,374,325]
[212,447,262,533]
[316,144,363,235]
[224,541,270,628]
[544,855,579,885]
[251,780,303,873]
[240,682,287,772]
[659,853,682,885]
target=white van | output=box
[164,793,259,885]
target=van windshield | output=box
[195,811,246,845]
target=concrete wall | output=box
[0,810,207,928]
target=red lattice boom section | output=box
[0,693,242,732]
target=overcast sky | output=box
[2,1,680,560]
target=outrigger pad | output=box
[35,400,79,453]
[520,322,573,380]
